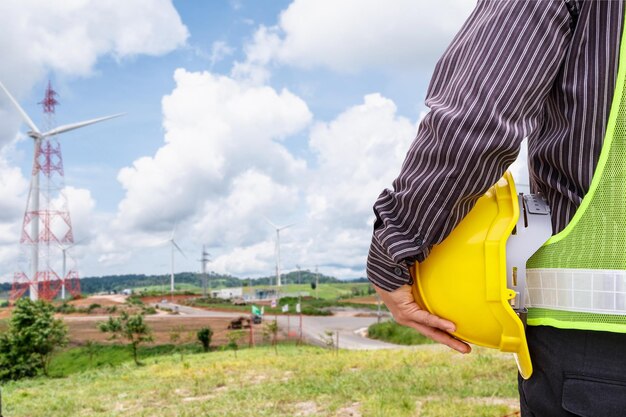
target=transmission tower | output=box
[11,82,79,301]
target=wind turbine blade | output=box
[67,237,88,250]
[41,113,124,138]
[0,80,40,134]
[172,240,186,258]
[279,222,297,231]
[262,216,278,229]
[171,221,178,240]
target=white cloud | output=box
[108,77,418,279]
[209,41,235,67]
[210,241,275,277]
[0,155,29,224]
[0,0,188,147]
[294,93,416,277]
[114,69,312,251]
[234,0,474,80]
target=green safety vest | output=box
[525,14,626,333]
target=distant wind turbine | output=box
[56,238,87,300]
[166,224,186,298]
[264,217,295,288]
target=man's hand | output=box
[375,284,471,354]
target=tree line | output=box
[0,271,367,295]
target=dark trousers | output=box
[518,325,626,417]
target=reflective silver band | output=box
[526,268,626,314]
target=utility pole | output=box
[200,245,210,298]
[315,265,319,299]
[295,264,303,344]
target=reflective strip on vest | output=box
[526,268,626,314]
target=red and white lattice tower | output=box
[11,81,80,302]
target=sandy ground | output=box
[69,294,127,307]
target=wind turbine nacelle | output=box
[27,131,41,140]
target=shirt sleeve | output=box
[367,0,574,292]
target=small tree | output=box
[0,298,68,380]
[226,330,245,358]
[197,327,213,352]
[98,312,153,365]
[262,320,279,355]
[320,330,336,350]
[84,340,97,366]
[169,325,194,361]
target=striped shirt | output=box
[367,0,625,292]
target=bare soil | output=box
[340,296,379,305]
[63,315,270,346]
[0,307,12,319]
[69,294,127,307]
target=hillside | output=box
[3,344,520,417]
[0,271,368,296]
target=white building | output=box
[210,287,243,300]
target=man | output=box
[367,1,626,416]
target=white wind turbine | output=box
[0,81,123,300]
[56,238,87,300]
[166,224,186,297]
[264,217,295,288]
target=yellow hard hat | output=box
[410,171,551,379]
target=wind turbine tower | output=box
[264,218,295,288]
[199,245,210,298]
[167,225,185,298]
[0,80,122,302]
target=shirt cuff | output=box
[366,233,416,292]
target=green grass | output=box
[258,282,371,300]
[368,320,436,346]
[134,283,202,294]
[48,344,204,377]
[187,295,382,316]
[136,283,372,300]
[3,344,519,417]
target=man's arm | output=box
[368,0,574,345]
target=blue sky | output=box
[0,1,529,282]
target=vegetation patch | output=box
[367,320,435,346]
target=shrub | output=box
[169,326,194,361]
[142,306,157,315]
[55,301,76,314]
[0,299,68,381]
[87,303,102,313]
[197,327,213,352]
[226,330,245,358]
[126,295,144,306]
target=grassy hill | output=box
[2,344,520,417]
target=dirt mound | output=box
[69,294,127,307]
